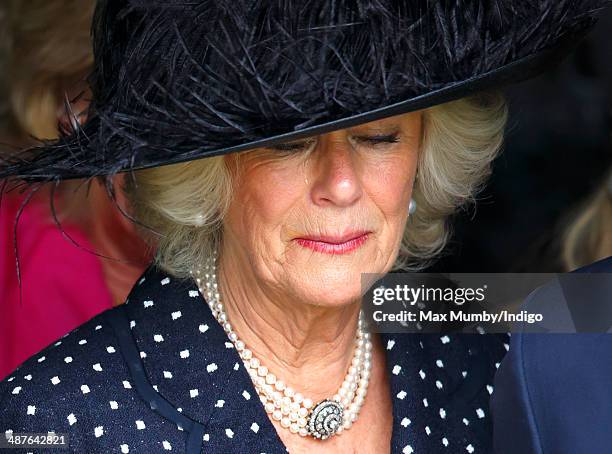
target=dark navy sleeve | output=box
[493,331,612,454]
[490,331,543,454]
[491,256,612,454]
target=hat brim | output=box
[0,1,607,182]
[115,30,583,172]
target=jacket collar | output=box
[122,266,498,453]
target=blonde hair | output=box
[561,171,612,271]
[4,0,95,140]
[0,0,98,222]
[125,92,508,277]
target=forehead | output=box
[269,111,423,145]
[266,112,423,153]
[337,110,423,135]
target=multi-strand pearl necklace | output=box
[192,251,372,440]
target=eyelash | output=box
[355,134,400,146]
[267,134,400,152]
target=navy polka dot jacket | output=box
[0,265,507,453]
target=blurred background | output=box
[428,8,612,274]
[0,2,610,379]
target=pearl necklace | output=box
[192,251,372,440]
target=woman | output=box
[0,0,116,380]
[0,0,151,307]
[0,0,152,380]
[0,1,607,453]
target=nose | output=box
[309,135,363,208]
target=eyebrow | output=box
[274,122,403,145]
[349,123,401,134]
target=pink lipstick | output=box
[295,231,370,255]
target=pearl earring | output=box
[408,198,417,214]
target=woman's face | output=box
[222,111,422,307]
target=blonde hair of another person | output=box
[4,0,95,140]
[561,169,612,271]
[2,0,151,306]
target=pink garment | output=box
[81,178,153,306]
[0,189,114,380]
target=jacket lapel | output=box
[123,267,288,452]
[123,267,498,453]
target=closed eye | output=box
[266,133,400,152]
[353,134,400,145]
[266,138,316,152]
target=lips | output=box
[299,231,370,244]
[294,231,371,254]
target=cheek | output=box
[362,152,417,218]
[226,159,305,247]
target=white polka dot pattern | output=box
[0,265,508,453]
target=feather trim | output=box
[1,0,609,181]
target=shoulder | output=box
[0,264,181,412]
[404,331,509,427]
[410,331,508,380]
[500,255,612,363]
[388,331,508,398]
[408,330,509,390]
[500,256,612,370]
[0,307,130,435]
[383,331,507,453]
[0,265,194,452]
[492,333,612,453]
[502,255,612,358]
[491,256,612,453]
[574,255,612,272]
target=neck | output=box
[216,246,362,401]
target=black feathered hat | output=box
[1,0,610,181]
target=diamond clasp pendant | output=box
[307,399,344,440]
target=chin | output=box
[290,239,382,267]
[290,268,370,307]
